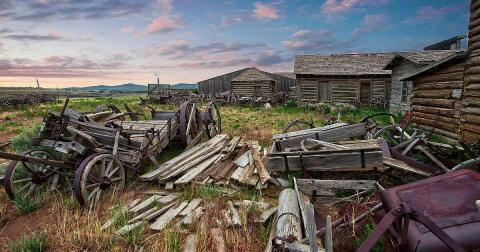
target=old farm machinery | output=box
[1,99,221,208]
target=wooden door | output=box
[360,82,371,106]
[317,81,331,102]
[254,85,262,97]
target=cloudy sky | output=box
[0,0,470,88]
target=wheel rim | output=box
[204,102,221,138]
[74,153,125,208]
[179,101,202,148]
[4,150,60,200]
[94,104,125,121]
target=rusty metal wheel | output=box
[94,104,125,121]
[203,102,221,139]
[74,153,125,208]
[4,150,61,200]
[179,101,202,148]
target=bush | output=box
[335,103,356,115]
[14,196,40,214]
[8,232,48,252]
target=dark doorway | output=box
[360,82,371,106]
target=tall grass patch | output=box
[8,232,49,252]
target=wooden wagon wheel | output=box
[94,104,125,121]
[179,101,202,148]
[283,119,315,133]
[372,124,405,145]
[74,153,126,208]
[203,102,222,139]
[4,150,61,200]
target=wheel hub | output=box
[31,171,46,184]
[99,176,112,190]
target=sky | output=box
[0,0,470,88]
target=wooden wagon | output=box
[1,100,220,208]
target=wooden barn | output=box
[294,53,394,107]
[384,51,456,113]
[197,67,296,96]
[461,0,480,143]
[230,68,275,98]
[401,51,467,143]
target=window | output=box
[401,81,411,102]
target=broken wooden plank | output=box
[179,198,202,217]
[296,179,377,196]
[174,153,222,185]
[158,194,179,204]
[129,207,159,224]
[250,144,271,184]
[255,207,278,223]
[116,221,145,236]
[129,195,162,213]
[101,206,128,230]
[383,157,432,177]
[150,201,188,231]
[228,201,242,227]
[305,203,318,252]
[182,207,204,227]
[325,215,333,252]
[294,177,309,241]
[235,200,270,211]
[143,202,176,221]
[276,189,302,245]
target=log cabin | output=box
[230,68,275,98]
[294,53,394,107]
[401,51,467,143]
[460,0,480,144]
[197,67,296,96]
[384,51,456,114]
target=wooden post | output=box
[325,215,333,252]
[305,203,318,252]
[276,188,302,245]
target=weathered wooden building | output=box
[460,0,480,143]
[230,68,275,97]
[384,51,456,113]
[423,35,467,51]
[197,67,296,96]
[401,51,467,142]
[294,53,394,107]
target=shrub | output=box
[335,103,356,115]
[197,184,222,199]
[14,196,40,214]
[8,232,48,252]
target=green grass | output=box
[8,232,48,252]
[14,196,40,214]
[163,229,181,252]
[355,222,385,252]
[11,124,43,153]
[197,184,223,199]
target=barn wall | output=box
[198,70,296,95]
[296,75,390,107]
[231,81,274,97]
[389,60,424,114]
[410,61,465,141]
[460,0,480,143]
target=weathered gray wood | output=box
[129,207,158,224]
[183,234,196,252]
[383,157,432,176]
[174,153,222,184]
[294,177,309,240]
[296,179,376,197]
[179,198,202,217]
[235,200,270,211]
[101,206,128,230]
[273,123,348,140]
[116,221,145,236]
[129,195,162,213]
[276,189,302,245]
[256,207,278,223]
[143,202,176,221]
[158,194,179,204]
[325,215,333,252]
[182,207,204,227]
[228,201,242,227]
[150,201,188,231]
[112,130,120,156]
[305,204,318,252]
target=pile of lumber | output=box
[139,134,272,187]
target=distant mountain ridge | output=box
[68,83,197,92]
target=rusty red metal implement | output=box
[378,169,480,251]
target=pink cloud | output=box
[404,4,463,23]
[321,0,389,14]
[146,17,181,34]
[121,25,134,33]
[282,41,306,49]
[352,13,387,35]
[46,30,62,39]
[253,2,280,20]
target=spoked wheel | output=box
[179,101,202,148]
[283,119,314,133]
[4,150,61,200]
[372,124,405,146]
[94,104,125,121]
[203,102,221,139]
[74,153,126,209]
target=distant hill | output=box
[67,83,197,92]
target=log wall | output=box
[198,70,296,95]
[410,61,465,141]
[231,81,274,98]
[460,0,480,143]
[296,75,390,107]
